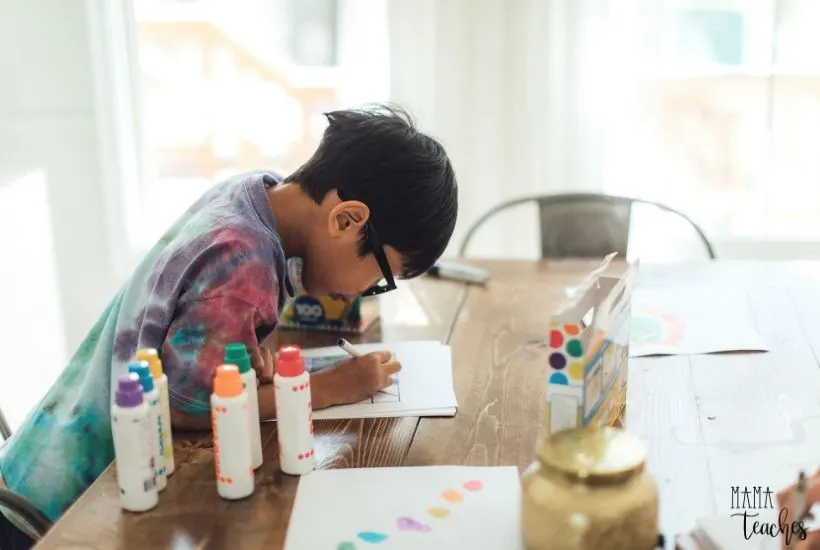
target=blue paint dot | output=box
[357,532,388,544]
[549,372,569,385]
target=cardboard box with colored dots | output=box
[545,253,638,435]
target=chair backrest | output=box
[0,407,10,441]
[458,193,716,259]
[0,488,53,540]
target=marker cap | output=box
[128,361,155,393]
[116,374,144,408]
[136,348,164,379]
[214,365,243,397]
[276,345,305,378]
[224,342,252,374]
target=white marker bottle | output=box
[211,364,255,500]
[274,345,316,475]
[112,373,158,512]
[137,348,175,476]
[128,361,166,491]
[224,342,263,469]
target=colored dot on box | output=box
[566,339,583,358]
[564,324,581,336]
[568,361,584,380]
[549,330,564,348]
[549,372,569,385]
[549,352,567,369]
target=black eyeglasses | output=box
[337,190,397,297]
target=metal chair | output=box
[0,488,53,541]
[458,193,716,259]
[0,408,54,543]
[0,408,11,442]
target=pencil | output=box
[788,470,807,550]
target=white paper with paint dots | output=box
[283,466,524,550]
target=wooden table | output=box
[34,260,820,549]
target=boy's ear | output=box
[327,200,370,240]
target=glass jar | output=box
[521,427,658,550]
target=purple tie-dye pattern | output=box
[0,171,294,527]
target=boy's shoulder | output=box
[164,170,284,256]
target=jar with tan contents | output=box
[521,427,659,550]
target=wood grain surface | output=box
[34,260,820,548]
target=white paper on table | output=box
[691,510,782,550]
[274,341,458,420]
[629,286,769,357]
[284,466,524,550]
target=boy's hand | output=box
[310,351,401,409]
[776,468,820,549]
[250,347,275,385]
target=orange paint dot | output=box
[441,490,463,502]
[428,507,450,518]
[227,478,233,485]
[564,324,581,336]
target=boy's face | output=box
[300,193,405,299]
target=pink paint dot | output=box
[292,386,298,392]
[298,453,304,460]
[463,480,483,492]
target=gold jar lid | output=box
[537,427,647,484]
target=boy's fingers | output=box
[381,361,402,376]
[367,351,393,363]
[258,347,275,383]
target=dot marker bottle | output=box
[211,365,255,500]
[274,346,315,475]
[128,361,166,491]
[224,342,263,469]
[112,373,158,512]
[136,348,175,476]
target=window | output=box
[604,0,820,242]
[128,0,389,250]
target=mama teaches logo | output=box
[729,485,808,546]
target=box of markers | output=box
[279,294,379,334]
[544,253,638,435]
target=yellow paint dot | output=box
[441,490,463,502]
[428,507,450,518]
[568,361,584,380]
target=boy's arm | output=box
[162,295,266,431]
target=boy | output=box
[0,105,458,543]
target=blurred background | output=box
[3,0,820,427]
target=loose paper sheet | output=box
[295,341,457,420]
[629,286,769,357]
[284,466,524,550]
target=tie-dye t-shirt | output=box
[0,170,298,523]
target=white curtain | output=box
[387,0,642,258]
[387,0,820,260]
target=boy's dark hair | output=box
[285,104,458,279]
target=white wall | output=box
[0,0,122,427]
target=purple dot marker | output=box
[116,373,144,408]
